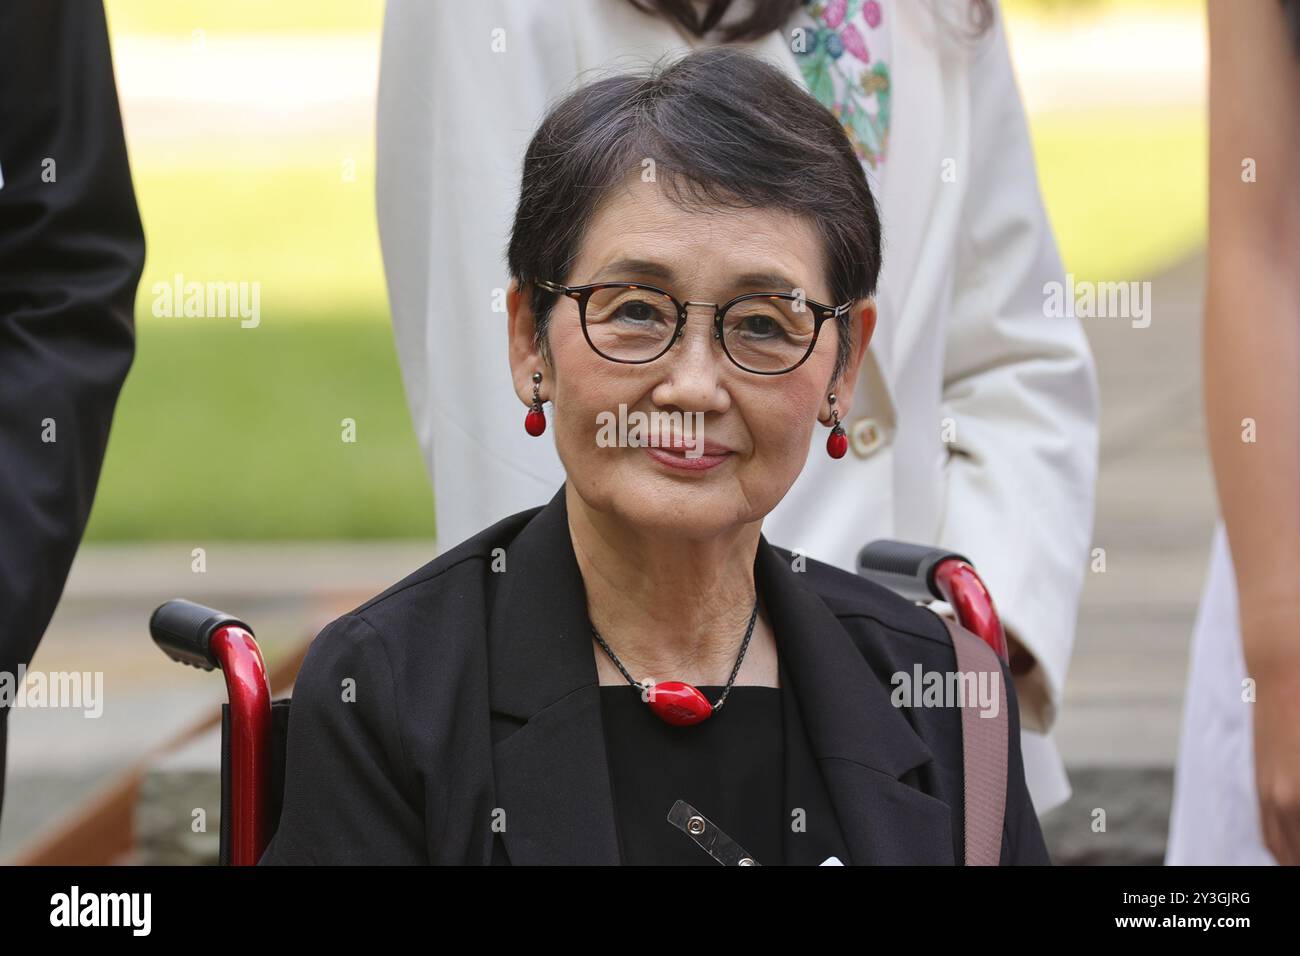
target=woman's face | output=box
[509,177,875,541]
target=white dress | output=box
[1165,520,1278,864]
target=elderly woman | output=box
[260,46,1046,866]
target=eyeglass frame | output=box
[535,278,854,376]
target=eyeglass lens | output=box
[581,285,818,373]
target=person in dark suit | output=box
[261,46,1048,865]
[0,1,142,829]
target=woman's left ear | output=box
[852,298,877,371]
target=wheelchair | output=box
[148,540,1007,865]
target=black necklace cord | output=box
[591,593,761,714]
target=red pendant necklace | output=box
[591,595,760,726]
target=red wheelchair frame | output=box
[149,540,1005,866]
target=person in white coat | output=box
[374,0,1099,816]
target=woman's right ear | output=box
[506,278,545,404]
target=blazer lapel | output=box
[488,484,622,865]
[757,536,956,864]
[780,650,852,865]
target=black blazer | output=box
[260,483,1049,865]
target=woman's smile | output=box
[643,445,732,471]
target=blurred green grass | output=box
[84,148,438,541]
[1032,107,1207,283]
[85,317,436,542]
[130,151,385,320]
[105,0,383,35]
[1003,0,1200,17]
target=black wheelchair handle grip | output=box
[856,540,971,603]
[150,599,253,672]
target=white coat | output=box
[374,0,1100,814]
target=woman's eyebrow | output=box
[592,258,799,291]
[731,270,800,292]
[591,257,675,282]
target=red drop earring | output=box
[825,392,847,459]
[524,370,547,436]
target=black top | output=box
[600,684,786,865]
[259,483,1051,865]
[597,647,856,866]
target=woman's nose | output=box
[653,305,730,410]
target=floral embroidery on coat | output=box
[792,0,891,169]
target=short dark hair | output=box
[505,46,882,389]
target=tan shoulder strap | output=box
[940,615,1009,866]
